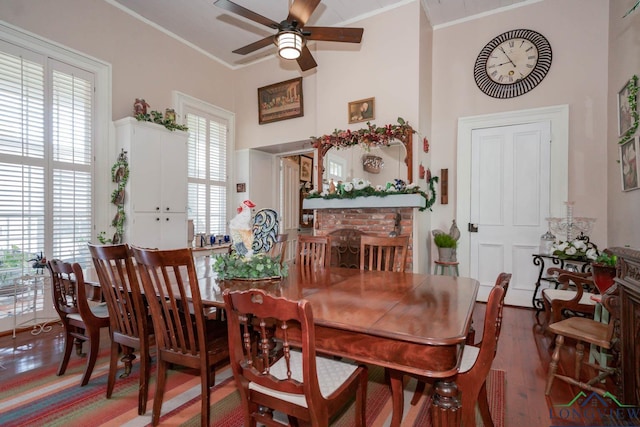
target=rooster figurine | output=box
[229,200,256,257]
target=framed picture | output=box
[257,77,303,124]
[299,155,312,182]
[348,97,375,124]
[620,136,639,191]
[618,78,637,136]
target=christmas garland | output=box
[306,177,438,212]
[98,150,129,244]
[311,117,413,150]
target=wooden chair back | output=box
[267,233,288,266]
[47,259,110,386]
[456,272,511,427]
[359,234,409,272]
[296,235,330,267]
[49,259,103,326]
[132,246,206,362]
[89,243,148,347]
[223,288,367,426]
[474,272,511,364]
[88,243,151,414]
[49,258,80,318]
[543,268,597,326]
[131,246,228,426]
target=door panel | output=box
[470,121,550,306]
[281,157,299,263]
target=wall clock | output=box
[474,29,552,99]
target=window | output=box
[0,40,94,285]
[184,106,231,236]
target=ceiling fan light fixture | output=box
[277,31,303,60]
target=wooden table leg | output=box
[431,378,461,426]
[389,369,404,427]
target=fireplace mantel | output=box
[302,194,426,210]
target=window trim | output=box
[0,20,112,242]
[173,91,235,230]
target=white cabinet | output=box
[115,117,188,249]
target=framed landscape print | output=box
[257,77,303,124]
[299,155,312,182]
[618,78,637,137]
[620,136,639,191]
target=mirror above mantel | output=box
[314,125,414,188]
[321,142,407,189]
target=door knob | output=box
[468,223,479,232]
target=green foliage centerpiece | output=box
[212,252,288,281]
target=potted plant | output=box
[591,252,617,294]
[434,233,457,262]
[212,252,288,283]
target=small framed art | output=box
[348,97,375,124]
[300,156,312,182]
[620,136,639,191]
[257,77,303,125]
[618,77,637,137]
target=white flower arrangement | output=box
[552,238,599,261]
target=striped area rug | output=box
[0,352,504,426]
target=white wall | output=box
[430,0,609,252]
[607,0,640,249]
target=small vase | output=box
[591,264,616,294]
[437,247,456,262]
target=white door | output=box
[280,157,300,263]
[470,121,550,307]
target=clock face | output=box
[474,29,552,99]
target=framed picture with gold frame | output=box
[348,97,375,124]
[299,155,312,182]
[620,136,639,191]
[258,77,303,124]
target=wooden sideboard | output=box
[611,247,640,406]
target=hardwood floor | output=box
[0,304,616,426]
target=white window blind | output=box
[0,40,94,287]
[186,110,228,235]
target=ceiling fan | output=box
[214,0,364,71]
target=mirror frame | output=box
[315,127,413,188]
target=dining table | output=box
[198,263,480,427]
[84,257,479,427]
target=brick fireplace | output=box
[315,207,415,270]
[303,194,427,272]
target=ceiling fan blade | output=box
[233,36,274,55]
[214,0,279,29]
[287,0,321,28]
[304,26,364,43]
[297,46,317,71]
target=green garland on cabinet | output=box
[97,149,129,244]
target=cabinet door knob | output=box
[156,207,160,211]
[166,217,170,221]
[155,217,160,221]
[166,207,170,211]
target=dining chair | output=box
[359,234,409,272]
[296,235,331,267]
[411,272,511,427]
[267,233,289,266]
[131,246,229,427]
[48,259,110,386]
[88,243,152,415]
[545,286,619,397]
[223,288,368,427]
[541,268,598,329]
